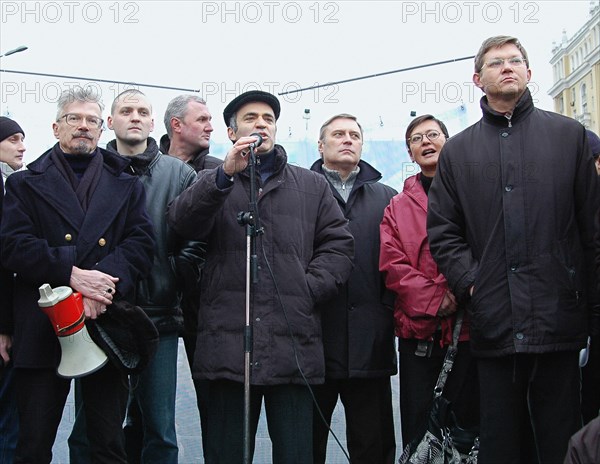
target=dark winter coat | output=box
[168,145,354,385]
[427,88,599,357]
[107,138,197,334]
[0,145,155,368]
[0,175,13,335]
[311,158,397,378]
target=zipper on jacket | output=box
[505,111,513,128]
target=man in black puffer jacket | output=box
[168,90,354,463]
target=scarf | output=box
[106,138,158,177]
[51,144,103,212]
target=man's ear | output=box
[227,126,237,143]
[473,72,483,90]
[52,122,60,139]
[171,117,181,134]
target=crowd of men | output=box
[1,34,600,464]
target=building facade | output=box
[549,2,600,134]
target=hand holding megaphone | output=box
[69,266,119,318]
[38,284,108,378]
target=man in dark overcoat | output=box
[310,113,397,464]
[0,86,154,464]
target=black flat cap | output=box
[223,90,281,126]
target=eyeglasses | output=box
[59,113,104,129]
[482,57,526,70]
[408,130,443,145]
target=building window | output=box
[559,95,564,113]
[581,83,587,114]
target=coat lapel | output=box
[76,169,137,262]
[24,167,84,230]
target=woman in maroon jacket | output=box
[379,114,479,448]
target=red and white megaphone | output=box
[38,284,108,378]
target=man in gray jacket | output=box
[168,90,354,463]
[427,36,599,463]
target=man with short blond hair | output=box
[108,89,197,464]
[68,89,198,463]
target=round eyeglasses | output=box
[483,57,526,69]
[408,130,443,145]
[59,113,104,129]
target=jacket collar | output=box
[310,158,383,210]
[28,143,132,176]
[239,144,288,178]
[190,148,211,171]
[480,87,534,127]
[1,162,18,180]
[106,137,160,175]
[402,173,428,212]
[160,134,210,170]
[106,137,159,157]
[310,158,382,188]
[159,134,171,154]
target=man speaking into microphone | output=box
[168,90,354,463]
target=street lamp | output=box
[0,46,28,58]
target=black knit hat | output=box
[0,116,25,142]
[223,90,281,126]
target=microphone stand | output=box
[236,144,263,464]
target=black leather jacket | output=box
[107,138,198,333]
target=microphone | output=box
[249,133,263,149]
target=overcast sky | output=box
[0,0,596,163]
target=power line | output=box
[277,56,476,96]
[0,68,200,93]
